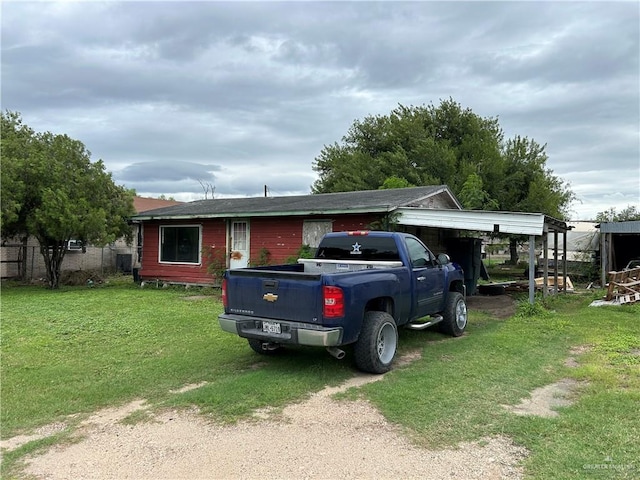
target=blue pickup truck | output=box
[218,231,467,373]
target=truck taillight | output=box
[323,286,344,318]
[347,230,369,236]
[221,278,228,309]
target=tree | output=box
[1,111,136,288]
[379,176,414,190]
[458,172,499,210]
[1,112,35,279]
[595,205,640,222]
[311,100,575,264]
[312,99,501,195]
[498,136,575,263]
[198,179,216,199]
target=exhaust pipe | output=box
[326,347,346,360]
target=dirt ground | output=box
[465,294,518,319]
[6,294,584,480]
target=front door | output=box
[229,220,250,269]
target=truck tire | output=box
[354,311,397,374]
[438,292,467,337]
[248,338,281,355]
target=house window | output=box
[160,225,201,264]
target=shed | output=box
[599,220,640,284]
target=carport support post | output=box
[528,235,536,304]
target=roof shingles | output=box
[133,186,454,220]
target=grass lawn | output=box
[1,280,639,479]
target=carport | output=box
[396,208,572,304]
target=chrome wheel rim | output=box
[377,322,397,364]
[456,300,468,330]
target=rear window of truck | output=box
[316,236,400,261]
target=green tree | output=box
[458,172,499,210]
[312,99,500,194]
[498,136,575,263]
[1,112,34,278]
[1,111,136,288]
[311,100,574,264]
[379,176,414,190]
[595,205,640,222]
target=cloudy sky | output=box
[2,1,639,220]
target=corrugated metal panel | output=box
[599,221,640,234]
[396,208,549,236]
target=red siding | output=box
[249,217,303,264]
[139,219,226,285]
[249,214,381,264]
[139,213,384,285]
[333,214,380,231]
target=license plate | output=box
[262,321,281,334]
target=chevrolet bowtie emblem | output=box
[263,293,278,302]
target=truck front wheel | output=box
[354,311,397,374]
[438,292,467,337]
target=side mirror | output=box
[437,253,451,265]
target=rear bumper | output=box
[218,313,343,347]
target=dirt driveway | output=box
[19,375,528,480]
[9,295,539,479]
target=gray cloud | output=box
[116,160,221,183]
[2,1,638,219]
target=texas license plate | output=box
[262,321,281,334]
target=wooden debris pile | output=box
[606,267,640,304]
[534,276,574,292]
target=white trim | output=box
[397,208,548,236]
[158,224,202,265]
[229,219,250,269]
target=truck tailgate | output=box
[225,269,324,323]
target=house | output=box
[131,186,462,285]
[0,196,182,282]
[132,185,572,304]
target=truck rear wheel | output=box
[354,311,397,374]
[438,292,467,337]
[248,338,281,355]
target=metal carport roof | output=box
[396,208,569,236]
[395,208,571,303]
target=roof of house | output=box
[133,185,460,220]
[133,196,183,214]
